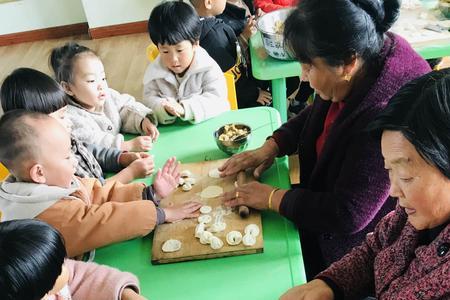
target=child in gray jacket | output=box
[50,42,159,151]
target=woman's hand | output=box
[279,280,334,300]
[121,288,147,300]
[153,157,180,198]
[219,138,279,179]
[141,118,159,142]
[122,136,153,152]
[222,182,274,210]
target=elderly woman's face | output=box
[300,58,349,103]
[382,130,450,230]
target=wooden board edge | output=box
[89,20,148,39]
[0,23,89,47]
[151,247,264,265]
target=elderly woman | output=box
[220,0,431,278]
[281,68,450,300]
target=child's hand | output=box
[127,153,155,178]
[163,101,185,117]
[141,117,159,142]
[242,15,257,40]
[256,88,272,105]
[255,8,265,18]
[121,288,147,300]
[122,136,153,152]
[119,152,141,167]
[153,157,180,198]
[164,201,202,223]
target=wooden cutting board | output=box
[151,159,264,264]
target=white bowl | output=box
[256,8,295,60]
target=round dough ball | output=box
[200,205,212,214]
[226,231,243,246]
[208,168,221,178]
[198,214,212,224]
[244,224,260,237]
[242,234,256,246]
[199,231,213,244]
[162,239,182,252]
[210,236,224,250]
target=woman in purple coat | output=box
[220,0,431,278]
[281,68,450,300]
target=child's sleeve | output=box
[68,110,124,149]
[66,259,140,300]
[84,142,123,172]
[143,79,178,125]
[109,88,157,134]
[254,0,284,12]
[180,64,230,124]
[36,179,157,257]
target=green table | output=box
[250,31,450,123]
[95,107,306,300]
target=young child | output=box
[50,42,159,151]
[143,1,229,124]
[190,0,272,108]
[0,111,201,257]
[0,68,154,185]
[0,219,146,300]
[254,0,298,12]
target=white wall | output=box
[0,0,87,35]
[81,0,159,28]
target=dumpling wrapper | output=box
[208,168,221,178]
[162,239,182,252]
[200,185,223,198]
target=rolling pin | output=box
[237,171,250,218]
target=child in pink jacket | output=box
[254,0,298,12]
[0,219,145,300]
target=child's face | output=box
[158,41,199,76]
[49,105,72,133]
[65,54,109,110]
[34,118,76,188]
[210,0,227,15]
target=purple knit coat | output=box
[319,206,450,299]
[272,33,431,267]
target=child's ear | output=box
[204,0,212,9]
[60,81,74,97]
[29,164,47,184]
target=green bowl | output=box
[214,123,252,156]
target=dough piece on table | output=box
[244,224,260,237]
[200,205,212,214]
[162,239,182,252]
[178,177,185,186]
[210,236,224,250]
[209,222,226,233]
[242,234,256,246]
[199,231,213,244]
[195,223,205,238]
[208,168,221,178]
[180,170,192,178]
[200,185,223,198]
[184,177,196,185]
[182,183,192,191]
[226,231,243,246]
[198,214,212,224]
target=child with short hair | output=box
[0,68,153,185]
[50,42,159,151]
[143,1,229,124]
[0,219,145,300]
[0,111,201,257]
[190,0,272,108]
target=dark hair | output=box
[0,110,48,174]
[49,42,96,83]
[368,68,450,179]
[0,219,66,300]
[284,0,400,66]
[148,1,201,46]
[1,68,69,114]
